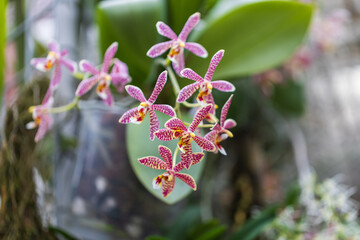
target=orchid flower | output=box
[205,95,236,155]
[75,42,131,106]
[154,104,215,169]
[26,89,54,142]
[177,50,235,121]
[119,71,176,140]
[31,41,77,91]
[138,145,204,198]
[147,12,208,75]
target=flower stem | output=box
[72,71,85,80]
[46,97,79,114]
[163,58,180,95]
[182,101,201,108]
[172,145,179,167]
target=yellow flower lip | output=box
[207,82,213,90]
[140,102,149,107]
[29,106,35,113]
[190,132,196,138]
[179,41,185,48]
[224,129,233,138]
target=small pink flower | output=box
[31,41,77,91]
[138,145,204,198]
[119,71,176,140]
[75,42,131,106]
[26,89,54,142]
[205,95,236,155]
[147,12,208,75]
[154,105,215,169]
[177,50,235,121]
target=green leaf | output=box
[188,219,227,240]
[96,0,163,87]
[48,225,79,240]
[146,236,170,240]
[126,112,205,204]
[270,79,305,117]
[187,0,314,79]
[226,205,279,240]
[0,0,6,106]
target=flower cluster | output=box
[28,12,236,198]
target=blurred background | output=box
[2,0,360,239]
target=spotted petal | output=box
[148,108,159,141]
[221,94,233,126]
[102,42,118,73]
[175,173,196,190]
[99,87,113,106]
[172,52,185,76]
[147,40,173,58]
[125,85,147,102]
[48,41,60,53]
[156,21,177,40]
[75,75,99,96]
[193,135,215,152]
[178,12,200,42]
[119,107,139,124]
[50,64,62,90]
[205,50,224,82]
[165,118,187,131]
[188,104,212,132]
[212,81,235,93]
[152,104,176,117]
[162,176,175,198]
[180,68,204,82]
[138,156,168,170]
[180,144,193,169]
[204,130,218,144]
[35,114,52,142]
[177,82,200,103]
[79,60,99,75]
[60,58,77,73]
[148,71,167,104]
[154,129,177,141]
[223,119,237,130]
[184,42,208,58]
[158,145,173,169]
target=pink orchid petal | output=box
[223,119,237,129]
[173,162,184,173]
[35,114,52,142]
[184,42,208,58]
[148,108,159,141]
[152,104,176,117]
[101,87,113,106]
[102,42,118,73]
[31,58,48,72]
[217,144,227,155]
[79,60,99,75]
[193,135,215,152]
[162,176,175,198]
[148,71,167,104]
[111,74,131,92]
[165,118,187,131]
[75,75,99,96]
[180,144,193,169]
[221,94,233,126]
[147,41,173,58]
[125,85,147,102]
[111,59,129,75]
[171,52,185,76]
[60,49,68,57]
[177,82,200,103]
[154,129,177,141]
[189,104,212,132]
[204,130,218,144]
[119,107,139,124]
[205,50,224,82]
[138,156,168,170]
[60,58,77,73]
[212,80,235,92]
[192,153,204,165]
[158,146,173,169]
[201,94,216,117]
[156,22,177,40]
[178,12,200,42]
[48,41,60,53]
[42,88,53,105]
[175,173,196,190]
[50,64,62,90]
[180,68,204,82]
[211,123,222,132]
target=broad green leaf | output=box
[96,0,163,87]
[127,112,205,204]
[226,205,279,240]
[0,0,6,106]
[270,80,305,117]
[188,219,227,240]
[187,0,314,79]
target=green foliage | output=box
[187,0,314,79]
[0,0,6,106]
[96,0,163,87]
[271,80,305,117]
[126,113,205,204]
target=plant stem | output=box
[164,59,180,95]
[172,145,179,167]
[46,97,79,114]
[182,101,201,108]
